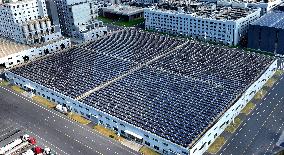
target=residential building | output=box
[54,0,107,43]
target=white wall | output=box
[189,59,277,155]
[0,38,71,68]
[4,59,277,155]
[144,8,260,45]
[5,70,190,155]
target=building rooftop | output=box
[10,30,274,148]
[0,38,30,59]
[251,11,284,29]
[101,5,144,16]
[148,4,258,21]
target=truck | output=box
[0,139,23,154]
[0,135,36,155]
[33,147,43,155]
[21,149,34,155]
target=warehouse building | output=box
[144,5,261,45]
[53,0,107,43]
[247,11,284,55]
[5,30,277,155]
[0,0,71,68]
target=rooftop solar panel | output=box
[9,30,274,148]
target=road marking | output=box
[0,86,138,155]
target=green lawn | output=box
[96,16,144,27]
[0,80,9,86]
[93,125,124,141]
[241,102,256,115]
[139,146,160,155]
[225,117,243,133]
[32,96,56,109]
[10,85,25,93]
[207,136,226,154]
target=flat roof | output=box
[10,30,274,148]
[0,38,30,59]
[148,4,257,21]
[102,5,144,16]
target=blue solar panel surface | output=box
[81,40,273,147]
[10,30,274,147]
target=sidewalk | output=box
[120,139,143,152]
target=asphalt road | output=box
[0,86,140,155]
[218,75,284,155]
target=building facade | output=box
[5,59,277,155]
[0,0,63,45]
[247,11,284,55]
[53,0,107,43]
[0,38,71,68]
[144,7,261,45]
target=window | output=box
[145,141,150,146]
[121,130,125,135]
[154,145,159,150]
[199,143,206,150]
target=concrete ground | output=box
[0,119,58,154]
[0,85,140,155]
[213,75,284,155]
[121,139,143,152]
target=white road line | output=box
[0,86,138,155]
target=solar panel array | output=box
[81,30,184,63]
[81,41,273,147]
[10,30,185,98]
[10,30,274,148]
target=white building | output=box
[0,0,71,68]
[0,0,64,45]
[144,6,261,45]
[4,58,277,155]
[54,0,108,43]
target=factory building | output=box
[0,0,71,68]
[248,11,284,55]
[53,0,107,43]
[144,5,260,46]
[4,30,277,155]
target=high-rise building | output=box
[0,0,71,68]
[0,0,63,45]
[53,0,107,43]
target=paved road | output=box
[218,75,284,155]
[0,86,140,155]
